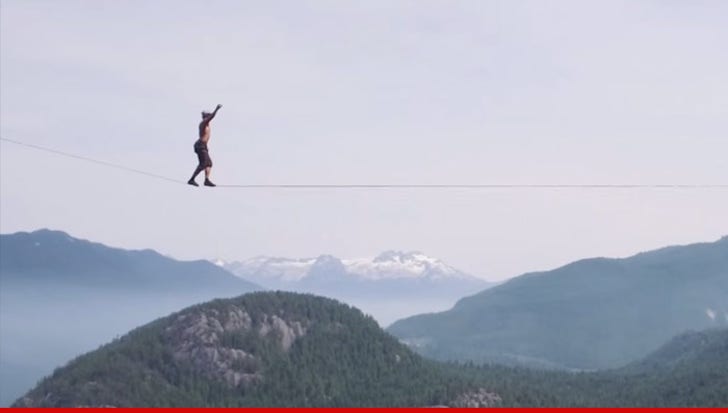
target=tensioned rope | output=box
[1,137,185,185]
[2,137,727,190]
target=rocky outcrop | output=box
[164,304,307,388]
[450,388,502,408]
[257,313,307,351]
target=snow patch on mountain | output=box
[225,251,481,282]
[343,251,465,280]
[229,256,317,282]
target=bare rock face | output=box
[164,304,307,388]
[257,314,306,351]
[450,388,502,408]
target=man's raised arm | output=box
[208,104,222,121]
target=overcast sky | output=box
[1,0,726,281]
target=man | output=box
[188,104,222,187]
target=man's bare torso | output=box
[199,121,211,143]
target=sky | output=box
[1,0,727,281]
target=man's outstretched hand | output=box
[216,104,223,110]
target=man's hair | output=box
[201,111,212,119]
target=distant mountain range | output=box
[220,251,493,326]
[222,250,478,283]
[5,230,728,406]
[0,229,261,406]
[388,236,728,371]
[14,291,728,407]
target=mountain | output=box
[223,251,493,326]
[13,292,494,408]
[13,291,728,407]
[225,251,476,282]
[0,229,261,406]
[1,229,259,292]
[388,236,728,370]
[623,328,728,374]
[507,327,728,407]
[588,328,728,407]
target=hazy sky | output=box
[1,0,726,281]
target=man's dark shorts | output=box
[194,141,213,168]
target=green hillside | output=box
[13,292,728,407]
[13,292,487,407]
[388,236,728,370]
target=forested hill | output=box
[623,328,728,374]
[14,292,728,407]
[13,292,493,407]
[389,236,728,370]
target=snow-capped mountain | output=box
[347,251,470,281]
[224,256,316,282]
[224,251,482,283]
[220,251,494,326]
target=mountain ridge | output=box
[221,250,493,326]
[222,250,486,282]
[389,235,728,370]
[1,229,261,292]
[0,228,262,406]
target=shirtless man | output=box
[188,104,222,187]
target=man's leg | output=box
[204,167,216,186]
[203,154,216,187]
[188,161,204,186]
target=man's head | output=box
[201,111,212,120]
